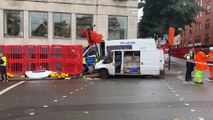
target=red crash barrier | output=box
[0,45,5,54]
[6,45,24,60]
[24,45,37,60]
[170,47,209,59]
[38,45,51,60]
[51,45,65,60]
[3,45,83,75]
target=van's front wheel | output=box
[99,69,109,79]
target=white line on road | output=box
[177,76,184,80]
[184,103,190,106]
[178,98,184,101]
[190,109,196,112]
[198,117,205,120]
[0,81,25,96]
[43,105,48,108]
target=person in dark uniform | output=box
[183,49,195,84]
[0,53,8,82]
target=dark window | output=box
[205,19,210,29]
[196,22,201,30]
[204,33,209,43]
[4,10,24,37]
[189,27,192,34]
[76,14,93,39]
[206,0,211,3]
[29,11,48,37]
[195,35,201,43]
[53,13,71,38]
[206,5,211,14]
[107,45,132,53]
[108,16,127,40]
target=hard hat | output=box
[210,47,213,51]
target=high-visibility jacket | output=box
[0,56,7,66]
[207,50,213,61]
[184,50,194,60]
[194,51,208,70]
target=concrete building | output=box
[180,0,213,48]
[0,0,138,46]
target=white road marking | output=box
[69,92,74,94]
[85,85,88,87]
[175,94,179,97]
[53,100,58,102]
[0,81,25,96]
[184,103,190,106]
[80,87,84,90]
[75,89,79,91]
[62,96,67,98]
[29,112,35,116]
[178,98,184,101]
[198,117,205,120]
[43,105,48,108]
[177,76,184,80]
[190,109,196,112]
[84,111,89,114]
[170,88,174,90]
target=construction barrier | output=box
[0,45,83,75]
[170,47,209,59]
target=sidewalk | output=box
[165,55,210,80]
[164,54,184,75]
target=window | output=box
[53,13,71,38]
[206,0,210,3]
[4,10,24,37]
[29,11,48,37]
[205,19,210,29]
[206,5,211,14]
[108,16,127,40]
[189,27,192,34]
[195,35,201,43]
[107,45,132,53]
[204,33,209,43]
[196,22,201,30]
[76,14,93,39]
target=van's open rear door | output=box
[140,50,162,75]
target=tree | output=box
[138,0,204,38]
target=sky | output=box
[138,0,143,22]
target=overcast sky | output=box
[138,0,143,22]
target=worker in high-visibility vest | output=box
[207,47,213,80]
[194,48,208,84]
[0,53,8,82]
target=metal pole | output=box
[168,46,171,70]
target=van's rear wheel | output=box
[99,69,109,79]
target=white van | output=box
[95,49,165,79]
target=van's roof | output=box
[105,38,157,50]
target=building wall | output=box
[180,0,213,48]
[0,0,138,46]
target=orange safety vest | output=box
[207,51,213,61]
[194,51,208,70]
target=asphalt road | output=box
[0,57,213,120]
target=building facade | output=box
[180,0,213,48]
[0,0,138,46]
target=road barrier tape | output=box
[186,59,213,66]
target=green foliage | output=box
[138,0,204,38]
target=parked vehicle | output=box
[93,39,165,79]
